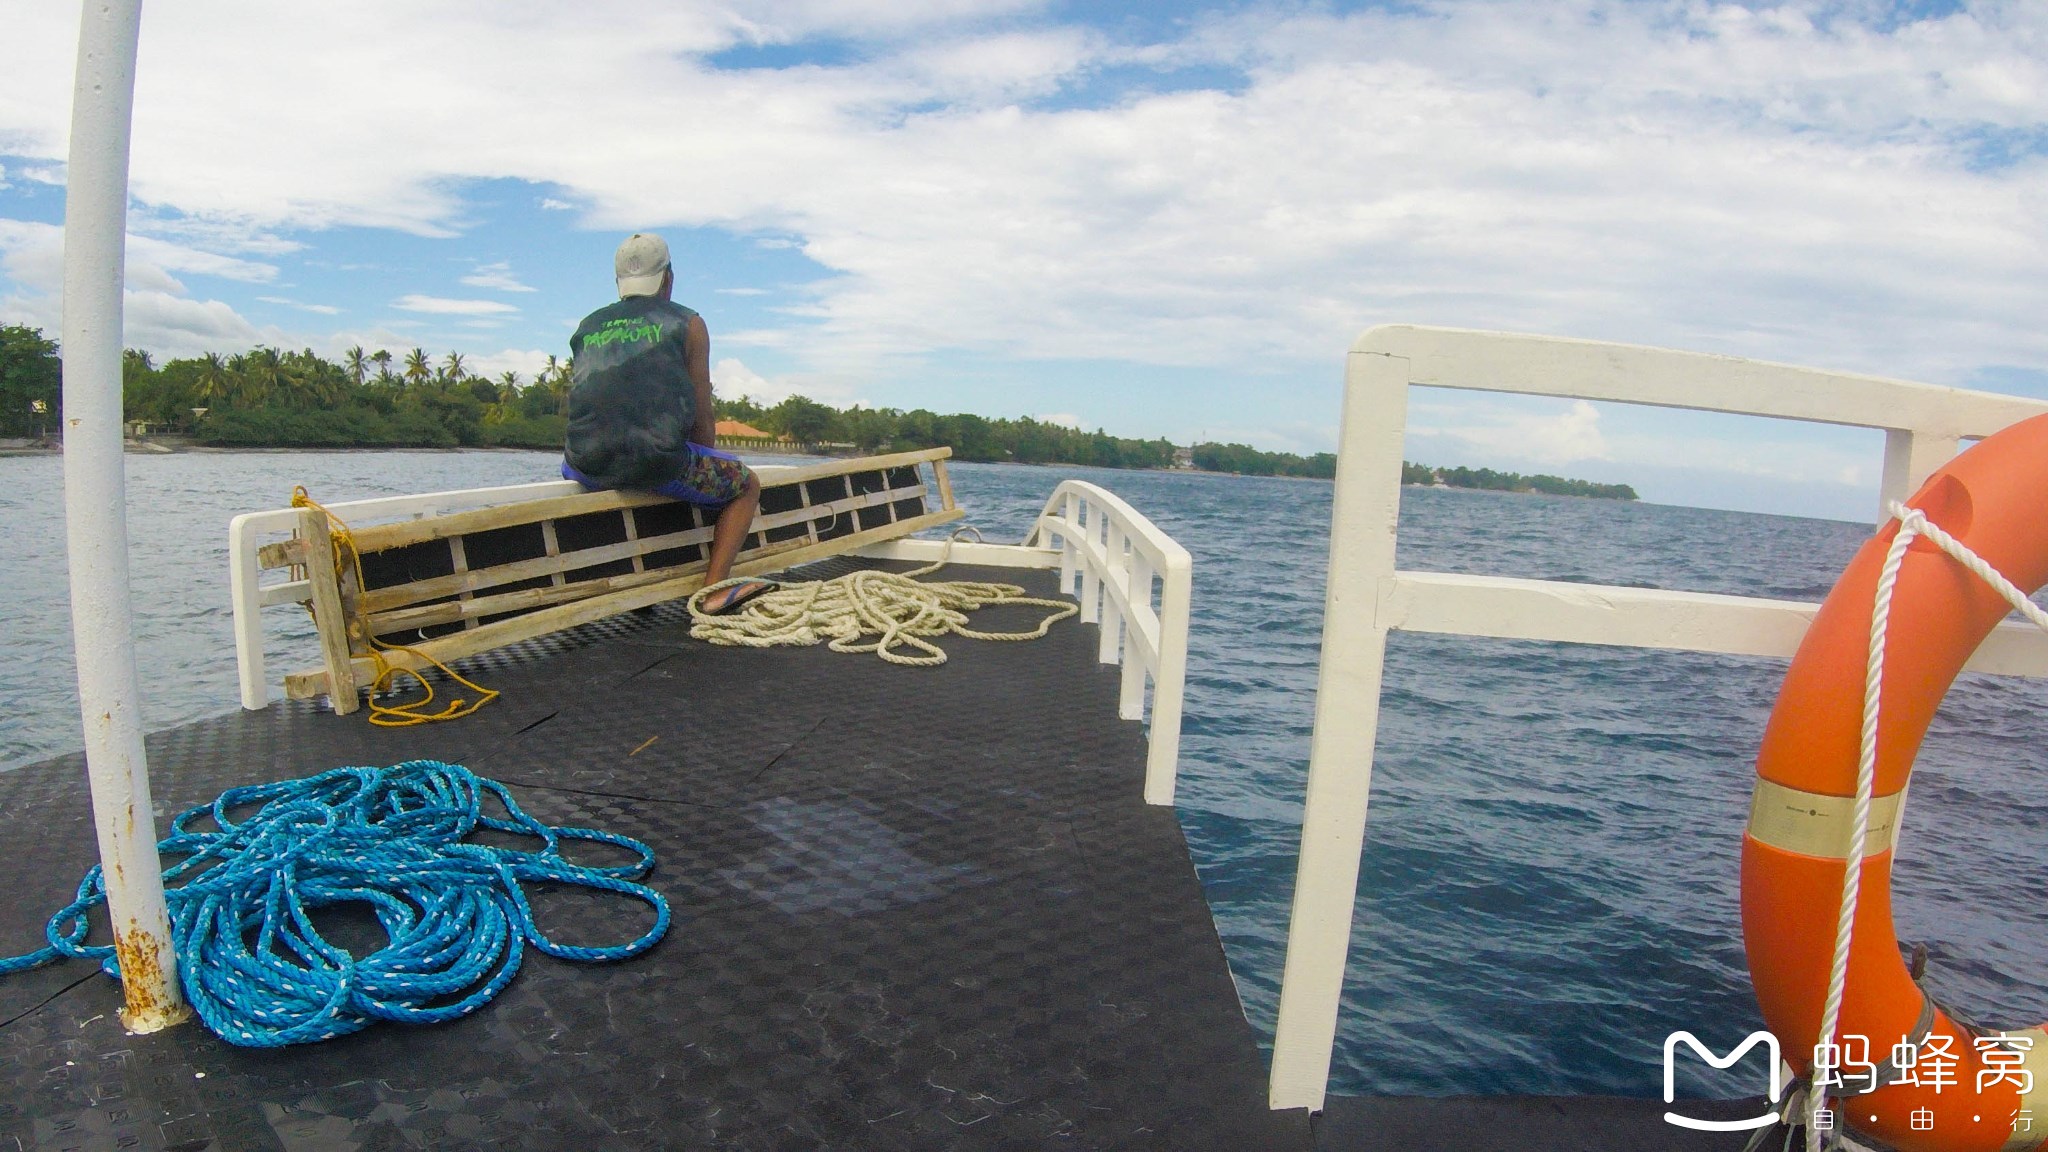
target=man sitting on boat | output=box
[561,232,772,615]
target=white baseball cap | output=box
[615,233,671,297]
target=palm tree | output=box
[343,345,369,387]
[403,347,431,386]
[289,348,346,406]
[478,371,523,426]
[240,346,288,406]
[543,354,570,415]
[442,351,466,383]
[194,352,232,405]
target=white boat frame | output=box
[1268,324,2048,1111]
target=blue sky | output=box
[3,0,2045,520]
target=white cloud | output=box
[716,286,770,295]
[123,290,261,354]
[3,0,2046,457]
[1411,399,1609,468]
[460,261,537,292]
[718,327,800,349]
[464,348,555,381]
[129,234,276,285]
[130,210,300,258]
[0,217,271,355]
[1603,427,1872,490]
[539,198,575,211]
[712,356,775,398]
[1218,420,1337,457]
[718,0,1045,43]
[1403,393,1890,503]
[0,219,66,304]
[898,28,1095,102]
[392,294,520,315]
[1036,412,1081,428]
[710,355,862,406]
[256,295,341,315]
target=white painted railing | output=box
[1024,481,1194,806]
[228,478,589,710]
[1267,325,2048,1112]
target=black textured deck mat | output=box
[0,561,1315,1151]
[1312,1094,1763,1150]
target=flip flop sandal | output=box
[704,580,775,616]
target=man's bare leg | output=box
[701,472,766,611]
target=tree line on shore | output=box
[0,325,1634,498]
[1188,442,1636,499]
[0,325,1179,464]
[1402,460,1637,500]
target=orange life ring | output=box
[1744,411,2048,1152]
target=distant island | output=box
[1402,461,1637,501]
[0,325,1633,498]
[1188,443,1635,499]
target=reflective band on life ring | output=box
[1742,411,2048,1152]
[1746,779,1905,860]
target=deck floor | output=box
[0,561,1755,1151]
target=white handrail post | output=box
[1079,499,1101,624]
[1268,348,1409,1110]
[229,513,268,709]
[1143,551,1191,806]
[1878,428,1958,526]
[1059,491,1078,594]
[1099,521,1126,665]
[61,0,189,1034]
[1118,552,1151,718]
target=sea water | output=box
[3,450,2046,1099]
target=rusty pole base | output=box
[114,926,192,1035]
[120,999,194,1035]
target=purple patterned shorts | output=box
[561,443,753,507]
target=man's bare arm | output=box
[687,313,716,446]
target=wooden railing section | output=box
[266,449,960,713]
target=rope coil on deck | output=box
[0,760,669,1047]
[687,535,1080,666]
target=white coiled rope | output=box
[683,537,1079,667]
[1806,502,2048,1151]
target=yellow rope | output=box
[290,486,500,727]
[685,540,1078,666]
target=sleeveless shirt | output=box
[563,296,701,489]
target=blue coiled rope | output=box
[0,760,670,1047]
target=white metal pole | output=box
[62,0,188,1034]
